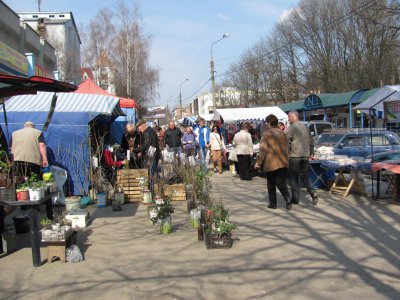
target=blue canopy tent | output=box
[110,108,137,145]
[0,91,125,196]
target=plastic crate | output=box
[0,186,16,203]
[205,233,233,249]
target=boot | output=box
[286,200,292,210]
[311,191,318,205]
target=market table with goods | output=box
[313,147,371,197]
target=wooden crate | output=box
[163,184,186,201]
[116,169,148,202]
[117,169,148,180]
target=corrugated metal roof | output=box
[279,100,304,112]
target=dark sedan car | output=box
[315,130,400,158]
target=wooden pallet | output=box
[164,184,186,201]
[116,169,148,202]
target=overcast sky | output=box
[4,0,298,107]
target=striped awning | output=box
[180,116,198,126]
[1,91,125,117]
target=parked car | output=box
[302,121,334,143]
[315,130,400,158]
[366,149,400,162]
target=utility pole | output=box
[210,33,230,113]
[179,78,189,118]
[37,0,42,11]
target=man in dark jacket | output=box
[136,119,161,194]
[163,121,183,159]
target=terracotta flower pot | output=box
[16,189,29,201]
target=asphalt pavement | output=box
[1,171,399,300]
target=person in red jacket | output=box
[102,145,127,185]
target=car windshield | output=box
[316,124,333,135]
[316,133,344,146]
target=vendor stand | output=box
[0,73,77,266]
[308,160,335,189]
[320,159,371,198]
[371,160,400,203]
[0,192,55,267]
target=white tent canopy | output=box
[354,85,400,117]
[200,113,213,121]
[212,106,288,123]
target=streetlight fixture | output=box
[210,33,230,113]
[179,78,189,118]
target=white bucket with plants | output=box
[190,208,201,228]
[28,188,41,201]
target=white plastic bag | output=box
[66,244,83,263]
[188,156,196,166]
[228,148,238,162]
[49,165,67,204]
[163,150,174,162]
[147,146,156,157]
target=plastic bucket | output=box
[28,189,41,201]
[65,196,81,211]
[97,192,106,208]
[13,215,30,234]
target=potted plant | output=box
[0,149,12,187]
[203,202,238,249]
[16,181,29,201]
[27,173,42,201]
[150,195,175,234]
[40,217,52,230]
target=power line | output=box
[180,0,380,103]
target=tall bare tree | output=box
[80,1,159,106]
[224,0,400,104]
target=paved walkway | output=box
[1,172,400,299]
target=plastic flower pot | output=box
[160,216,172,234]
[16,189,29,201]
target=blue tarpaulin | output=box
[0,91,125,195]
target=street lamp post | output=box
[210,33,230,113]
[179,78,189,118]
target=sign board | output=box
[384,100,400,122]
[0,41,28,77]
[35,63,54,79]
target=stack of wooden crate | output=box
[116,169,148,202]
[163,183,186,201]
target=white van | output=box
[302,121,334,143]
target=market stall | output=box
[211,106,288,123]
[0,91,125,196]
[371,160,400,203]
[320,158,371,198]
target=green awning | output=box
[279,100,304,112]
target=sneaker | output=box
[286,202,292,210]
[311,192,318,205]
[213,168,217,173]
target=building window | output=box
[59,14,65,17]
[33,15,38,18]
[49,15,55,18]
